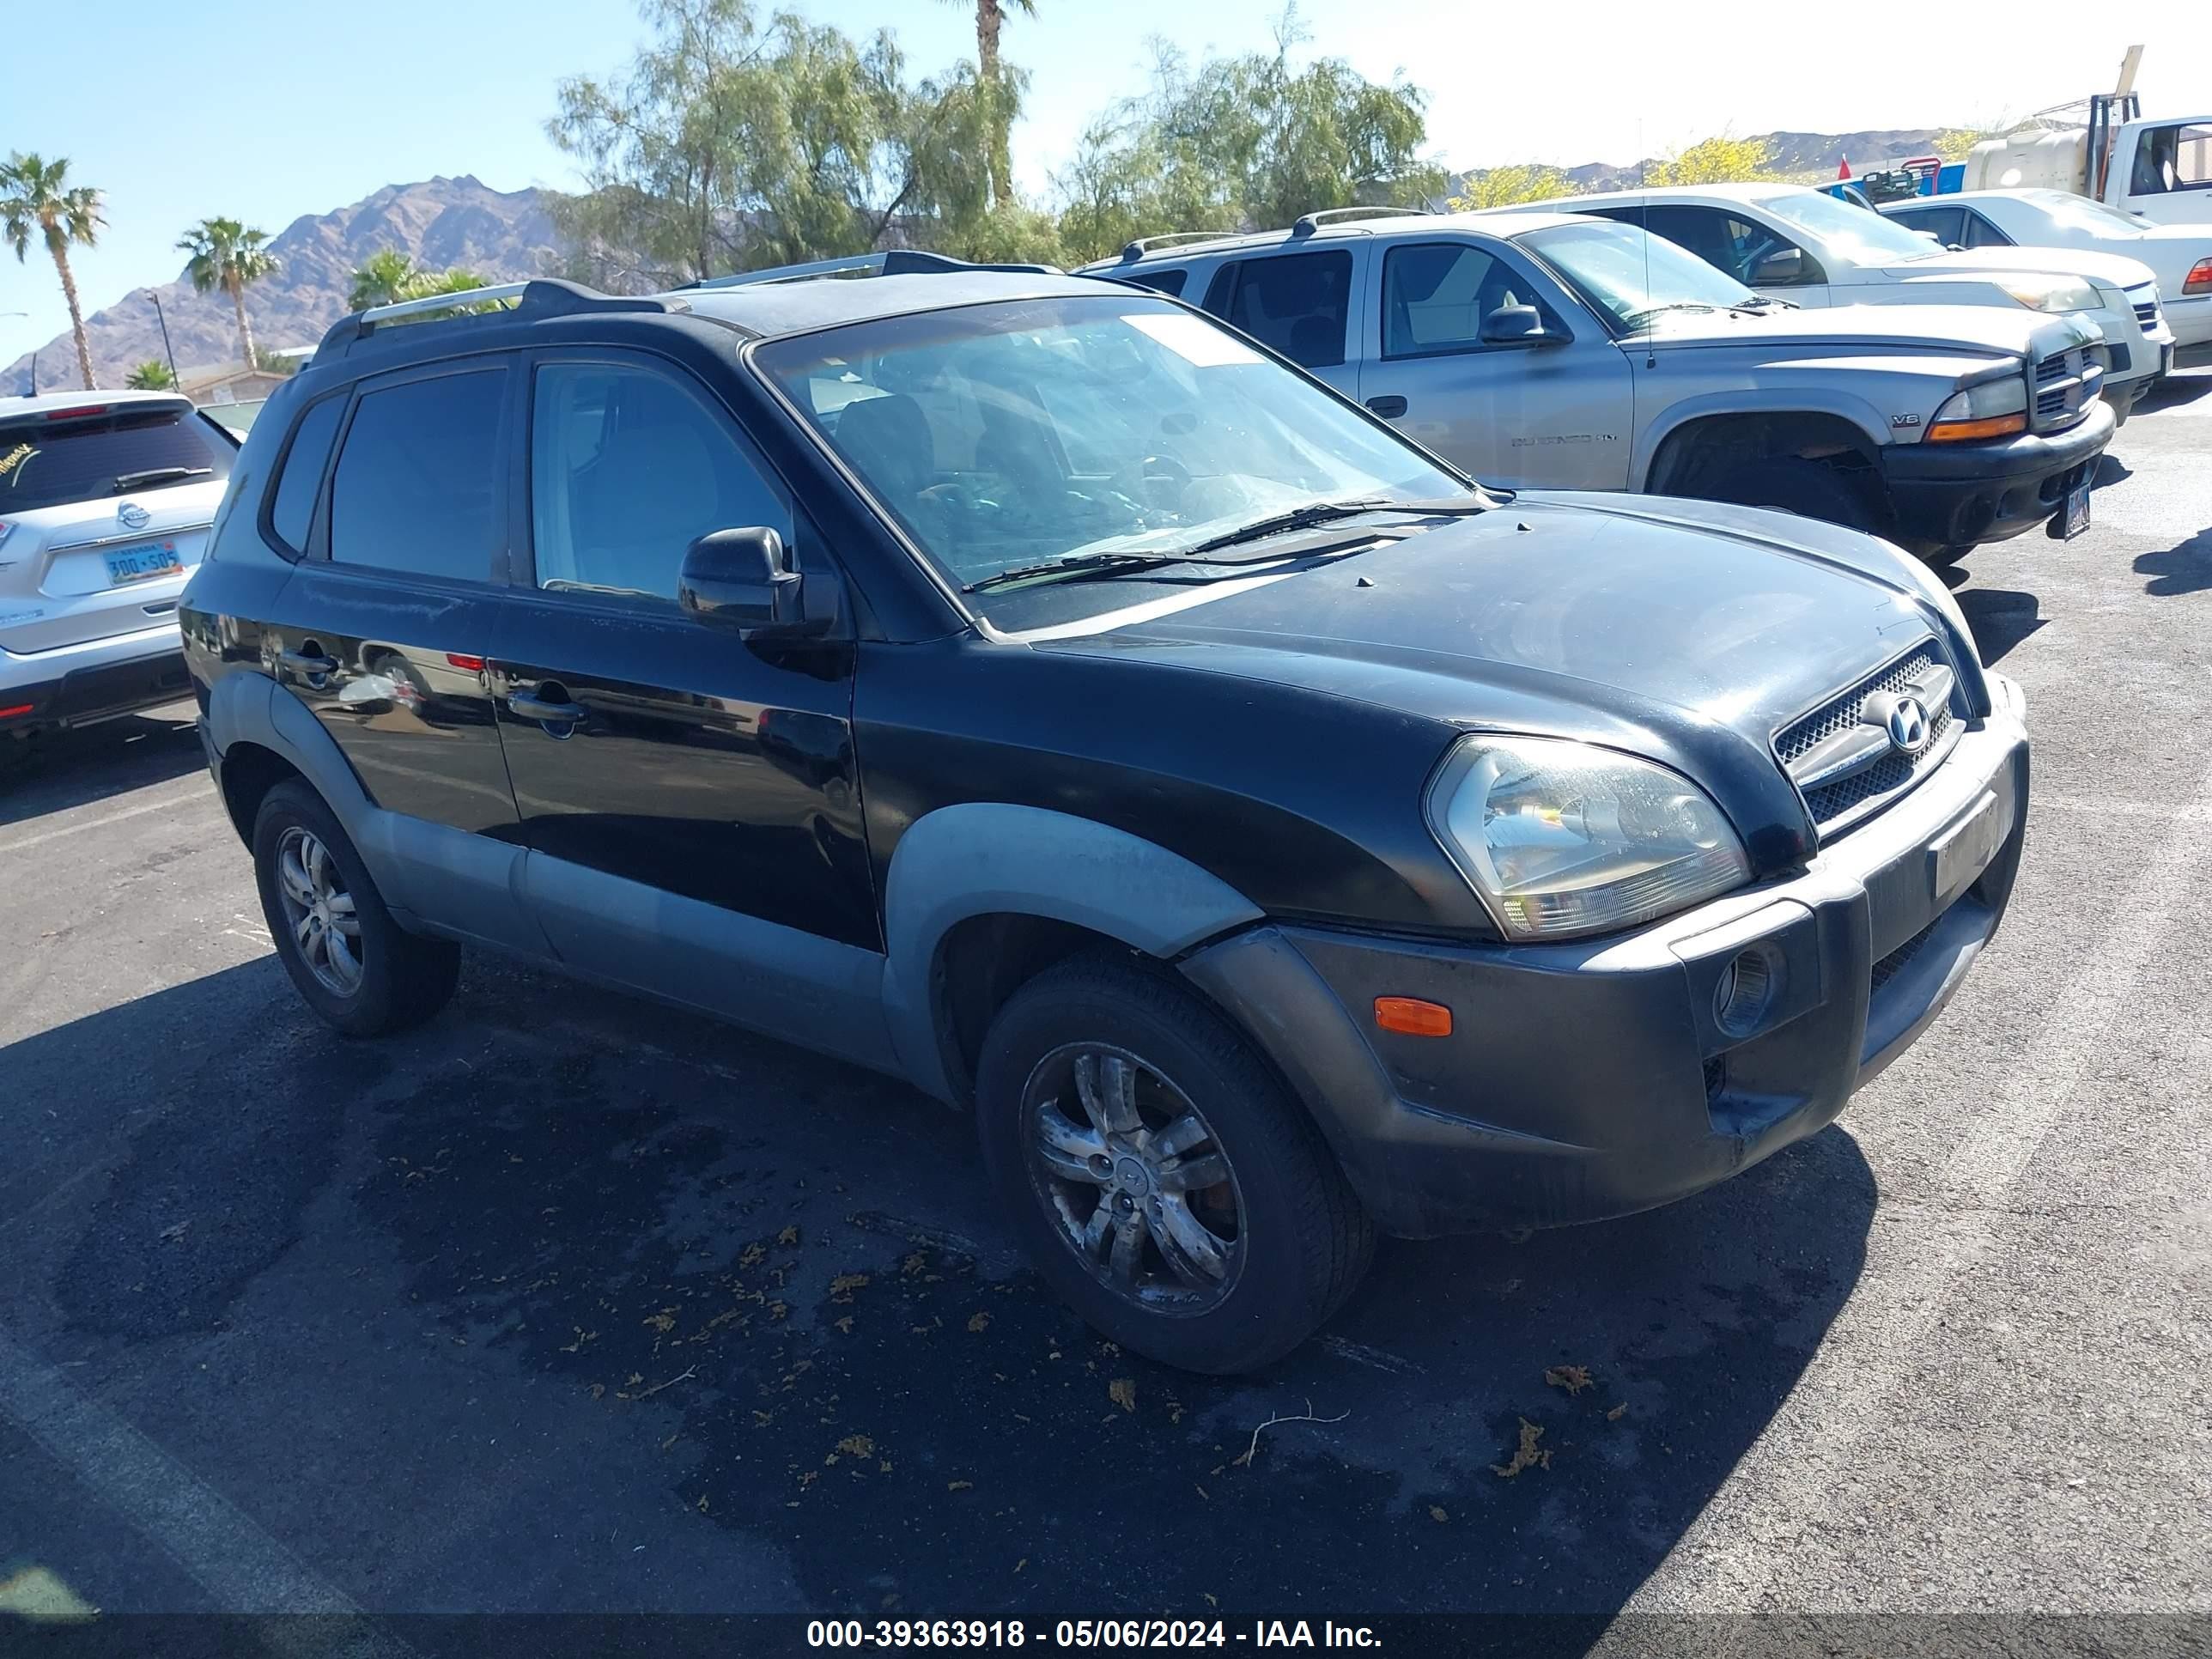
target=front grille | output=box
[2028,344,2102,433]
[2133,299,2160,329]
[1871,916,1941,995]
[1774,643,1955,835]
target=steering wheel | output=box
[1107,453,1194,514]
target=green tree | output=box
[0,152,105,390]
[547,0,1035,286]
[1645,134,1771,186]
[178,217,280,370]
[348,247,419,310]
[1053,28,1443,265]
[1449,163,1572,211]
[125,359,176,390]
[938,0,1036,211]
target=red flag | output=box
[1838,156,1851,179]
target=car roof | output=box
[1534,182,1800,210]
[1,389,196,419]
[677,269,1127,337]
[1080,208,1604,271]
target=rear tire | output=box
[975,951,1373,1374]
[252,780,459,1036]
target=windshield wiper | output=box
[1731,295,1796,312]
[1177,495,1488,558]
[963,551,1189,594]
[1623,301,1723,328]
[109,466,212,493]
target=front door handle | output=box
[508,690,586,724]
[279,647,337,677]
[1364,394,1407,417]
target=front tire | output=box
[975,953,1372,1374]
[252,780,459,1036]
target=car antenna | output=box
[1638,123,1659,368]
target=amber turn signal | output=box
[1374,996,1453,1037]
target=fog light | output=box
[1713,948,1779,1038]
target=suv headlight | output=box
[1994,274,2100,314]
[1427,736,1752,940]
[1926,374,2028,442]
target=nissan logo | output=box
[1886,696,1932,756]
[118,501,151,530]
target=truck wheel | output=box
[1702,457,1881,535]
[252,779,460,1037]
[974,952,1373,1375]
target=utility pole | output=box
[150,292,182,388]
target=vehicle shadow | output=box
[2136,371,2212,414]
[2135,528,2212,598]
[2,951,1875,1636]
[1953,586,2046,665]
[0,702,204,830]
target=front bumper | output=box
[1183,676,2030,1238]
[1879,400,2114,549]
[0,623,192,735]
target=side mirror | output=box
[1751,245,1808,286]
[1478,304,1559,348]
[679,526,805,631]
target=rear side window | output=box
[1211,251,1353,368]
[529,361,789,605]
[1125,268,1187,297]
[265,395,347,555]
[327,368,507,581]
[0,404,233,514]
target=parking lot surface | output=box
[3,373,2208,1642]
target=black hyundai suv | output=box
[181,256,2028,1373]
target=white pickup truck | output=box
[1963,52,2212,230]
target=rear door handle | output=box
[508,690,586,723]
[279,648,337,676]
[1364,395,1407,417]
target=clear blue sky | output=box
[5,0,2202,362]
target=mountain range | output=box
[4,128,1960,395]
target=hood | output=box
[1884,244,2156,292]
[1646,301,2051,357]
[1033,495,1970,868]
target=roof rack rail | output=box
[1113,230,1237,264]
[687,249,1060,290]
[312,278,680,364]
[1289,205,1430,238]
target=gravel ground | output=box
[2,372,2206,1649]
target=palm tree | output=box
[178,217,280,371]
[348,248,417,311]
[0,152,105,390]
[939,0,1037,210]
[125,360,176,390]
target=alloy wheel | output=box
[273,825,363,997]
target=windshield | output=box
[1516,220,1759,330]
[2019,191,2154,235]
[1757,188,1947,264]
[0,403,234,514]
[754,295,1463,599]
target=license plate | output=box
[105,542,183,585]
[1929,790,2004,900]
[2049,479,2092,541]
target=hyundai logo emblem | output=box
[118,501,151,531]
[1885,696,1931,756]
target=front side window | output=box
[1960,210,2014,249]
[1126,268,1187,297]
[1216,251,1352,368]
[530,362,789,604]
[1382,242,1549,356]
[327,368,507,580]
[1888,204,1965,247]
[756,296,1462,605]
[1516,220,1759,331]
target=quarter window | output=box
[266,394,346,555]
[1212,251,1353,368]
[1126,268,1188,297]
[529,362,789,604]
[327,368,507,581]
[1382,243,1546,356]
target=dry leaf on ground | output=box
[1109,1377,1137,1413]
[1544,1364,1594,1395]
[1492,1417,1553,1478]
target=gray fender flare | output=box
[204,670,379,837]
[878,803,1264,1104]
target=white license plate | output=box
[105,542,184,585]
[2052,480,2092,541]
[1929,790,2004,899]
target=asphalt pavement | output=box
[2,373,2207,1652]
